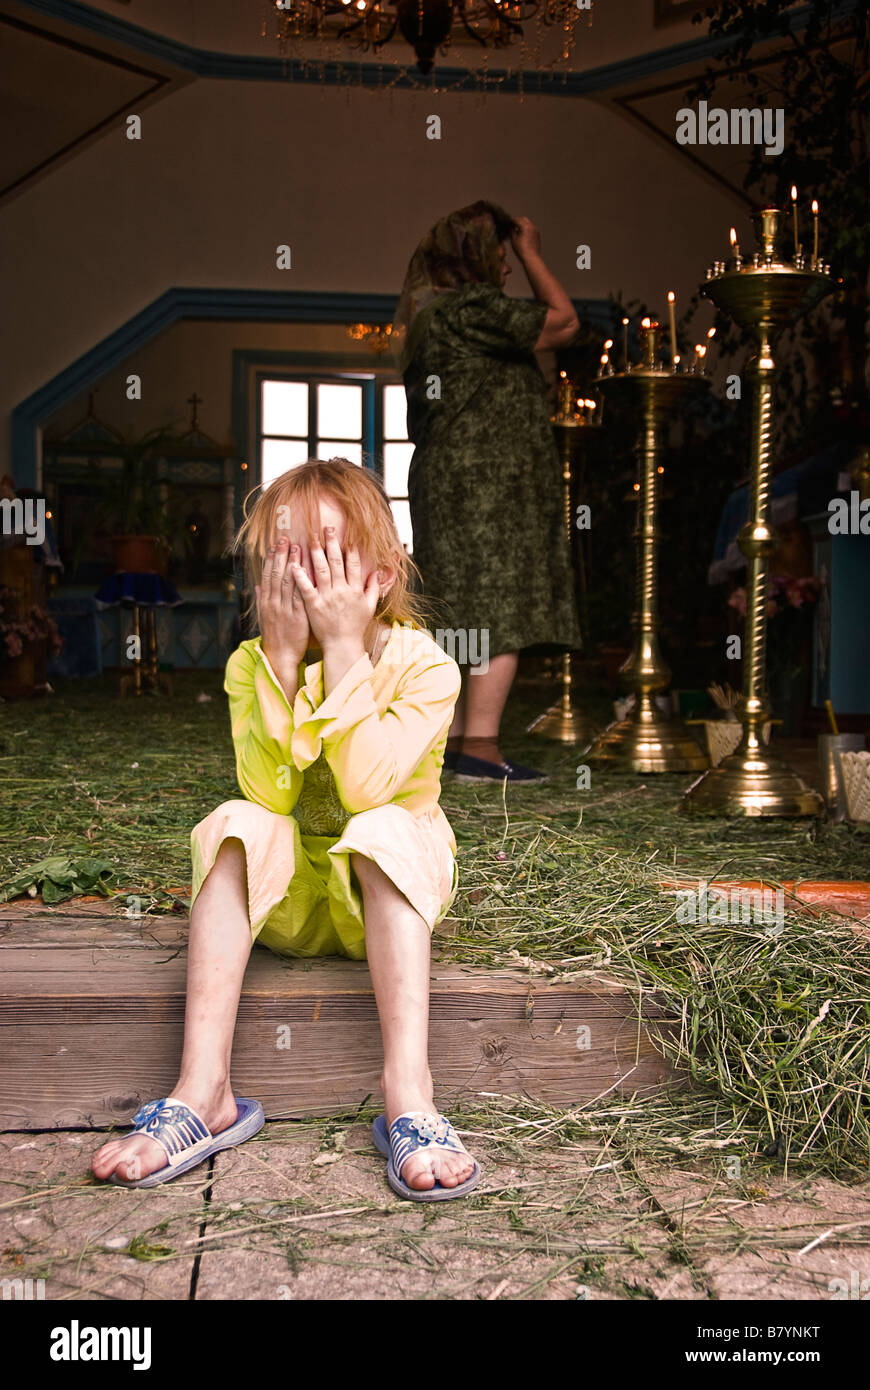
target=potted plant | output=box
[73,424,181,576]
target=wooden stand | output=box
[0,901,685,1131]
[119,604,172,697]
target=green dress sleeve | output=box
[444,283,549,358]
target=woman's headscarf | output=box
[392,199,516,370]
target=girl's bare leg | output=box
[351,851,476,1192]
[91,838,251,1182]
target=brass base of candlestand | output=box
[527,694,598,745]
[584,711,708,773]
[681,747,823,818]
[526,651,599,745]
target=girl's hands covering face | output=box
[290,526,379,651]
[255,536,311,661]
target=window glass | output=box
[262,380,308,437]
[317,383,362,440]
[383,383,408,440]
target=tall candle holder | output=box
[584,322,711,772]
[682,206,834,817]
[528,372,601,744]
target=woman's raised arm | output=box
[511,216,579,350]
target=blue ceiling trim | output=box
[12,286,615,487]
[11,0,850,96]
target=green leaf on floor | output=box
[0,855,116,904]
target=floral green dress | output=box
[404,282,583,659]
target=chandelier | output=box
[346,322,395,352]
[267,0,592,77]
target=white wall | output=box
[1,72,741,479]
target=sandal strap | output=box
[127,1095,212,1162]
[388,1111,468,1178]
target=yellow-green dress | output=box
[189,621,461,960]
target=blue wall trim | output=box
[12,0,850,95]
[14,287,616,488]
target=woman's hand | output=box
[290,527,379,657]
[256,537,310,671]
[511,216,542,262]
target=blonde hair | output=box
[232,458,439,634]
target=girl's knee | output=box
[201,836,248,894]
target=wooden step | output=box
[0,901,685,1131]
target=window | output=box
[382,383,413,553]
[259,375,370,487]
[257,373,415,553]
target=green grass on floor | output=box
[1,670,868,899]
[2,671,870,1173]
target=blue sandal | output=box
[106,1095,265,1188]
[372,1110,481,1201]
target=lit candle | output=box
[791,186,800,257]
[673,353,681,371]
[812,199,819,267]
[667,291,677,362]
[558,370,574,417]
[707,326,716,341]
[729,226,742,265]
[641,319,659,369]
[622,317,629,370]
[696,344,707,373]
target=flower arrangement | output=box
[727,573,822,619]
[0,585,63,661]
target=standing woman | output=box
[393,199,582,783]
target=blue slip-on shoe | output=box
[442,748,461,771]
[372,1110,481,1202]
[453,753,548,784]
[106,1095,265,1188]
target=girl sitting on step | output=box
[91,457,480,1201]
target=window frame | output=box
[255,370,377,483]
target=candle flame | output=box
[791,185,798,201]
[707,326,716,338]
[673,354,681,365]
[600,353,609,364]
[621,316,629,326]
[559,370,566,378]
[641,316,651,328]
[812,199,819,214]
[584,400,597,410]
[697,345,707,358]
[667,291,675,303]
[604,339,613,349]
[729,227,737,245]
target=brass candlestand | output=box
[682,207,834,816]
[584,323,710,772]
[527,374,600,744]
